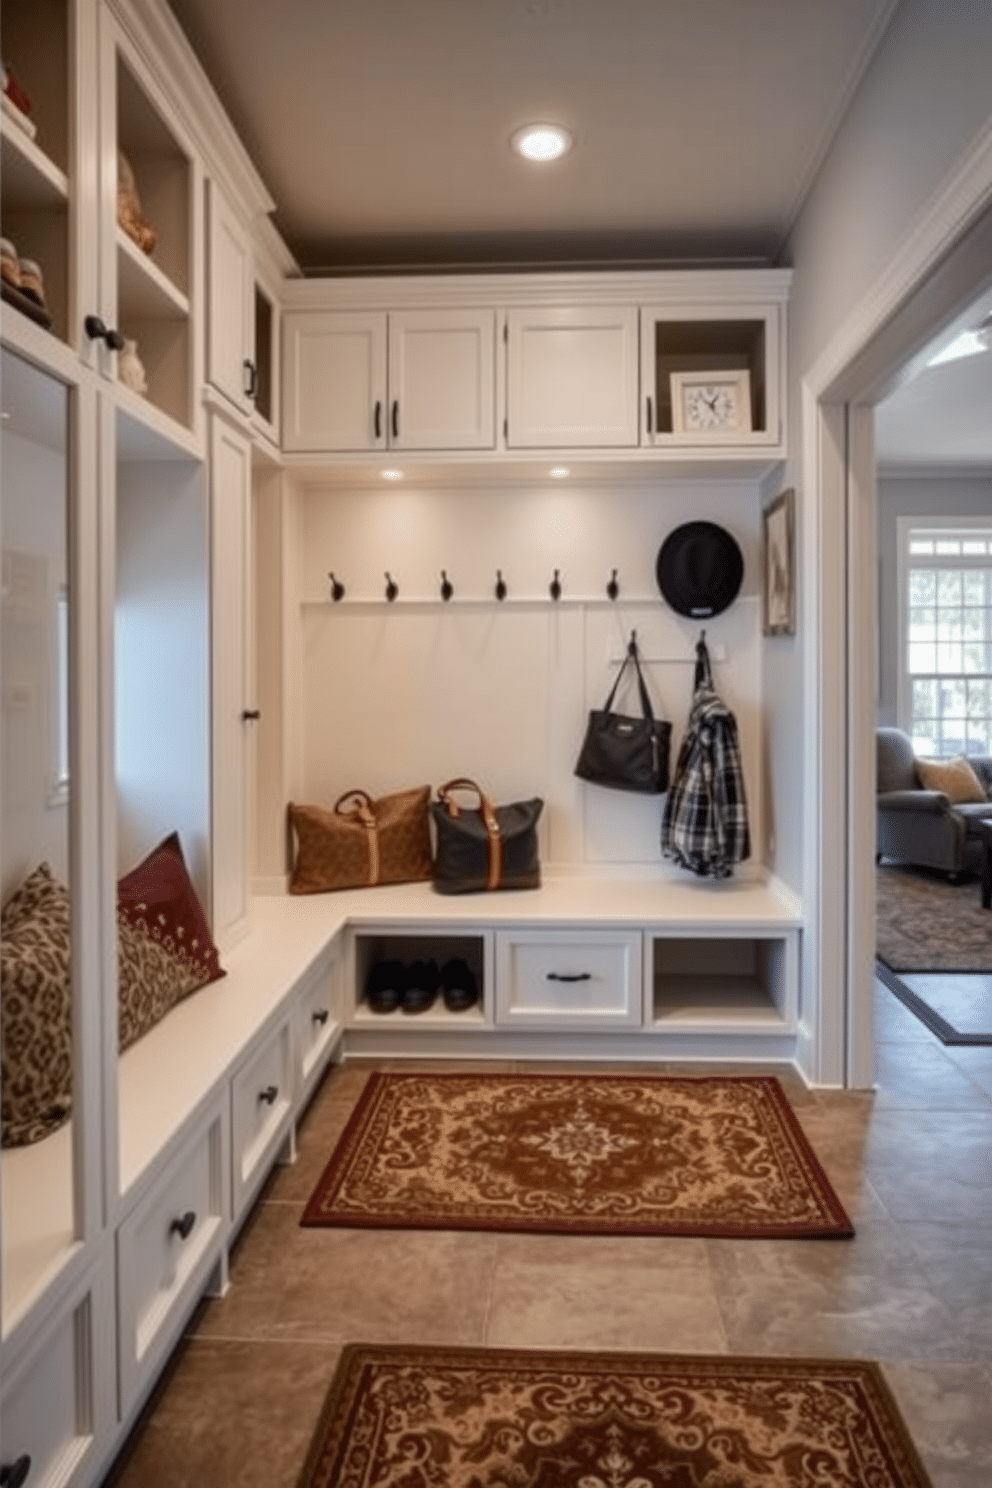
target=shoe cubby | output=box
[351,931,488,1025]
[647,932,797,1033]
[0,0,70,344]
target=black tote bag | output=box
[575,632,671,794]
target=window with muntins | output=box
[902,520,992,757]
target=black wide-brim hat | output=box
[656,521,744,619]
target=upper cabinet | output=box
[640,302,783,453]
[95,17,200,436]
[505,305,640,448]
[205,180,279,441]
[282,307,496,453]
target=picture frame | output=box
[670,369,752,436]
[763,487,796,637]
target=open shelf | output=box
[351,930,487,1025]
[648,934,796,1033]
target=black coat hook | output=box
[607,568,619,601]
[627,629,638,656]
[495,569,507,601]
[440,570,453,602]
[384,572,398,602]
[328,571,345,602]
[550,569,562,601]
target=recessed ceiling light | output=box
[511,124,573,162]
[381,469,403,480]
[550,466,570,478]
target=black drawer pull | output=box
[312,1008,329,1026]
[259,1084,279,1105]
[170,1211,196,1241]
[646,395,653,434]
[546,971,593,983]
[391,400,399,439]
[241,708,261,722]
[373,400,382,439]
[243,359,258,399]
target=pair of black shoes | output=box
[365,957,479,1015]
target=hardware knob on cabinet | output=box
[440,570,454,602]
[607,568,620,600]
[243,359,258,400]
[0,1456,31,1488]
[241,708,261,722]
[312,1008,329,1026]
[384,572,398,602]
[83,314,125,352]
[550,569,562,601]
[328,571,345,602]
[259,1084,279,1105]
[169,1211,196,1241]
[495,569,507,601]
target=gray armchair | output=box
[876,727,992,876]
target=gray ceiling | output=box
[166,0,992,472]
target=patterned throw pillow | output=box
[915,755,989,804]
[116,831,225,1050]
[1,863,73,1148]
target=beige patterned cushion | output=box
[117,911,203,1053]
[1,864,72,1148]
[915,755,989,804]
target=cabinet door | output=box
[210,415,253,951]
[282,310,387,451]
[206,180,254,415]
[388,309,495,449]
[506,305,639,447]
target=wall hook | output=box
[627,629,638,656]
[607,568,619,600]
[384,572,398,602]
[550,568,562,601]
[495,569,507,601]
[328,571,345,602]
[440,570,454,602]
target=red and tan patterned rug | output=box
[296,1344,933,1488]
[301,1072,854,1239]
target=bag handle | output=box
[436,778,502,890]
[694,633,714,692]
[333,789,380,884]
[602,631,655,722]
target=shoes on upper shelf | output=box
[440,956,480,1012]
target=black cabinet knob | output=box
[169,1211,196,1241]
[259,1084,279,1105]
[84,314,125,352]
[241,708,261,722]
[312,1008,329,1026]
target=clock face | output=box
[682,382,740,431]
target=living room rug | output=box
[876,960,992,1045]
[295,1343,934,1488]
[301,1072,854,1239]
[876,862,992,972]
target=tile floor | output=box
[103,980,992,1487]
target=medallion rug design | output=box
[876,863,992,972]
[296,1344,933,1488]
[301,1073,854,1239]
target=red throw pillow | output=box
[117,831,225,990]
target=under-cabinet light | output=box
[381,469,403,480]
[550,466,570,478]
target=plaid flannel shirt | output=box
[661,677,750,879]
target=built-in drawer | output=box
[0,1258,115,1488]
[116,1104,227,1415]
[494,929,643,1029]
[231,1015,293,1219]
[295,953,340,1099]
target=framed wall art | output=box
[763,487,796,636]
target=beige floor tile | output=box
[485,1233,728,1353]
[882,1359,992,1488]
[104,1337,342,1488]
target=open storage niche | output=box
[640,304,781,447]
[114,52,194,428]
[253,283,275,426]
[351,929,489,1026]
[648,932,797,1032]
[0,0,70,343]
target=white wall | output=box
[286,477,767,876]
[877,474,992,727]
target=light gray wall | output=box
[876,474,992,728]
[767,0,992,897]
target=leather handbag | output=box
[431,778,543,893]
[574,631,671,793]
[288,786,433,893]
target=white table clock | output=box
[670,369,752,435]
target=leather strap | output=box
[602,632,655,722]
[437,778,502,889]
[334,789,380,885]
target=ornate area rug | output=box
[296,1344,934,1488]
[301,1072,854,1239]
[876,863,992,972]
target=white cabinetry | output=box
[206,180,255,416]
[282,307,496,452]
[230,1016,293,1221]
[505,305,640,448]
[495,929,643,1029]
